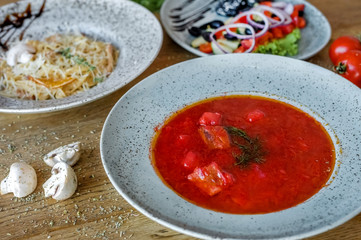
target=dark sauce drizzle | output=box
[0,0,46,51]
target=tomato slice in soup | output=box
[151,96,335,214]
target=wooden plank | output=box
[0,0,360,239]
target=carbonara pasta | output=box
[0,34,118,100]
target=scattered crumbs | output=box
[7,144,16,153]
[49,220,54,227]
[0,114,144,240]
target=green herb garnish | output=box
[58,48,96,72]
[93,77,104,83]
[225,126,265,168]
[131,0,164,12]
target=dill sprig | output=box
[224,126,265,168]
[58,48,96,71]
[93,77,104,83]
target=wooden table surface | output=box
[1,0,361,239]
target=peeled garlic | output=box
[43,142,81,167]
[1,162,37,198]
[43,162,77,200]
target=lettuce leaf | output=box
[131,0,164,12]
[255,28,301,56]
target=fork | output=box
[171,6,211,24]
[169,0,217,19]
[172,14,206,31]
[170,0,196,12]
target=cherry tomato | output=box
[280,24,295,35]
[241,39,254,50]
[334,50,361,87]
[271,27,284,39]
[234,45,246,53]
[297,17,306,28]
[256,31,273,45]
[329,36,361,65]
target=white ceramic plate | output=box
[0,0,162,113]
[101,54,361,239]
[160,0,331,59]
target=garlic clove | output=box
[43,162,77,201]
[43,142,81,167]
[1,162,37,198]
[6,43,36,67]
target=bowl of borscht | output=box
[101,53,361,240]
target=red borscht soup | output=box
[151,96,335,214]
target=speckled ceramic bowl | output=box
[101,54,361,239]
[161,0,331,59]
[0,0,162,113]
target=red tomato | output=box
[182,151,200,169]
[291,15,306,29]
[271,27,284,39]
[280,24,295,35]
[297,17,306,28]
[246,109,265,123]
[256,31,273,45]
[259,1,272,7]
[329,36,361,65]
[241,39,254,50]
[233,15,247,24]
[199,112,222,126]
[234,45,246,53]
[187,162,234,196]
[334,50,361,87]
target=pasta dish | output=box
[0,34,118,100]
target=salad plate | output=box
[160,0,331,59]
[101,54,361,239]
[0,0,163,113]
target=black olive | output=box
[199,23,208,30]
[245,28,252,35]
[201,31,212,42]
[224,33,238,41]
[209,20,224,29]
[298,10,304,17]
[200,20,224,30]
[188,27,202,37]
